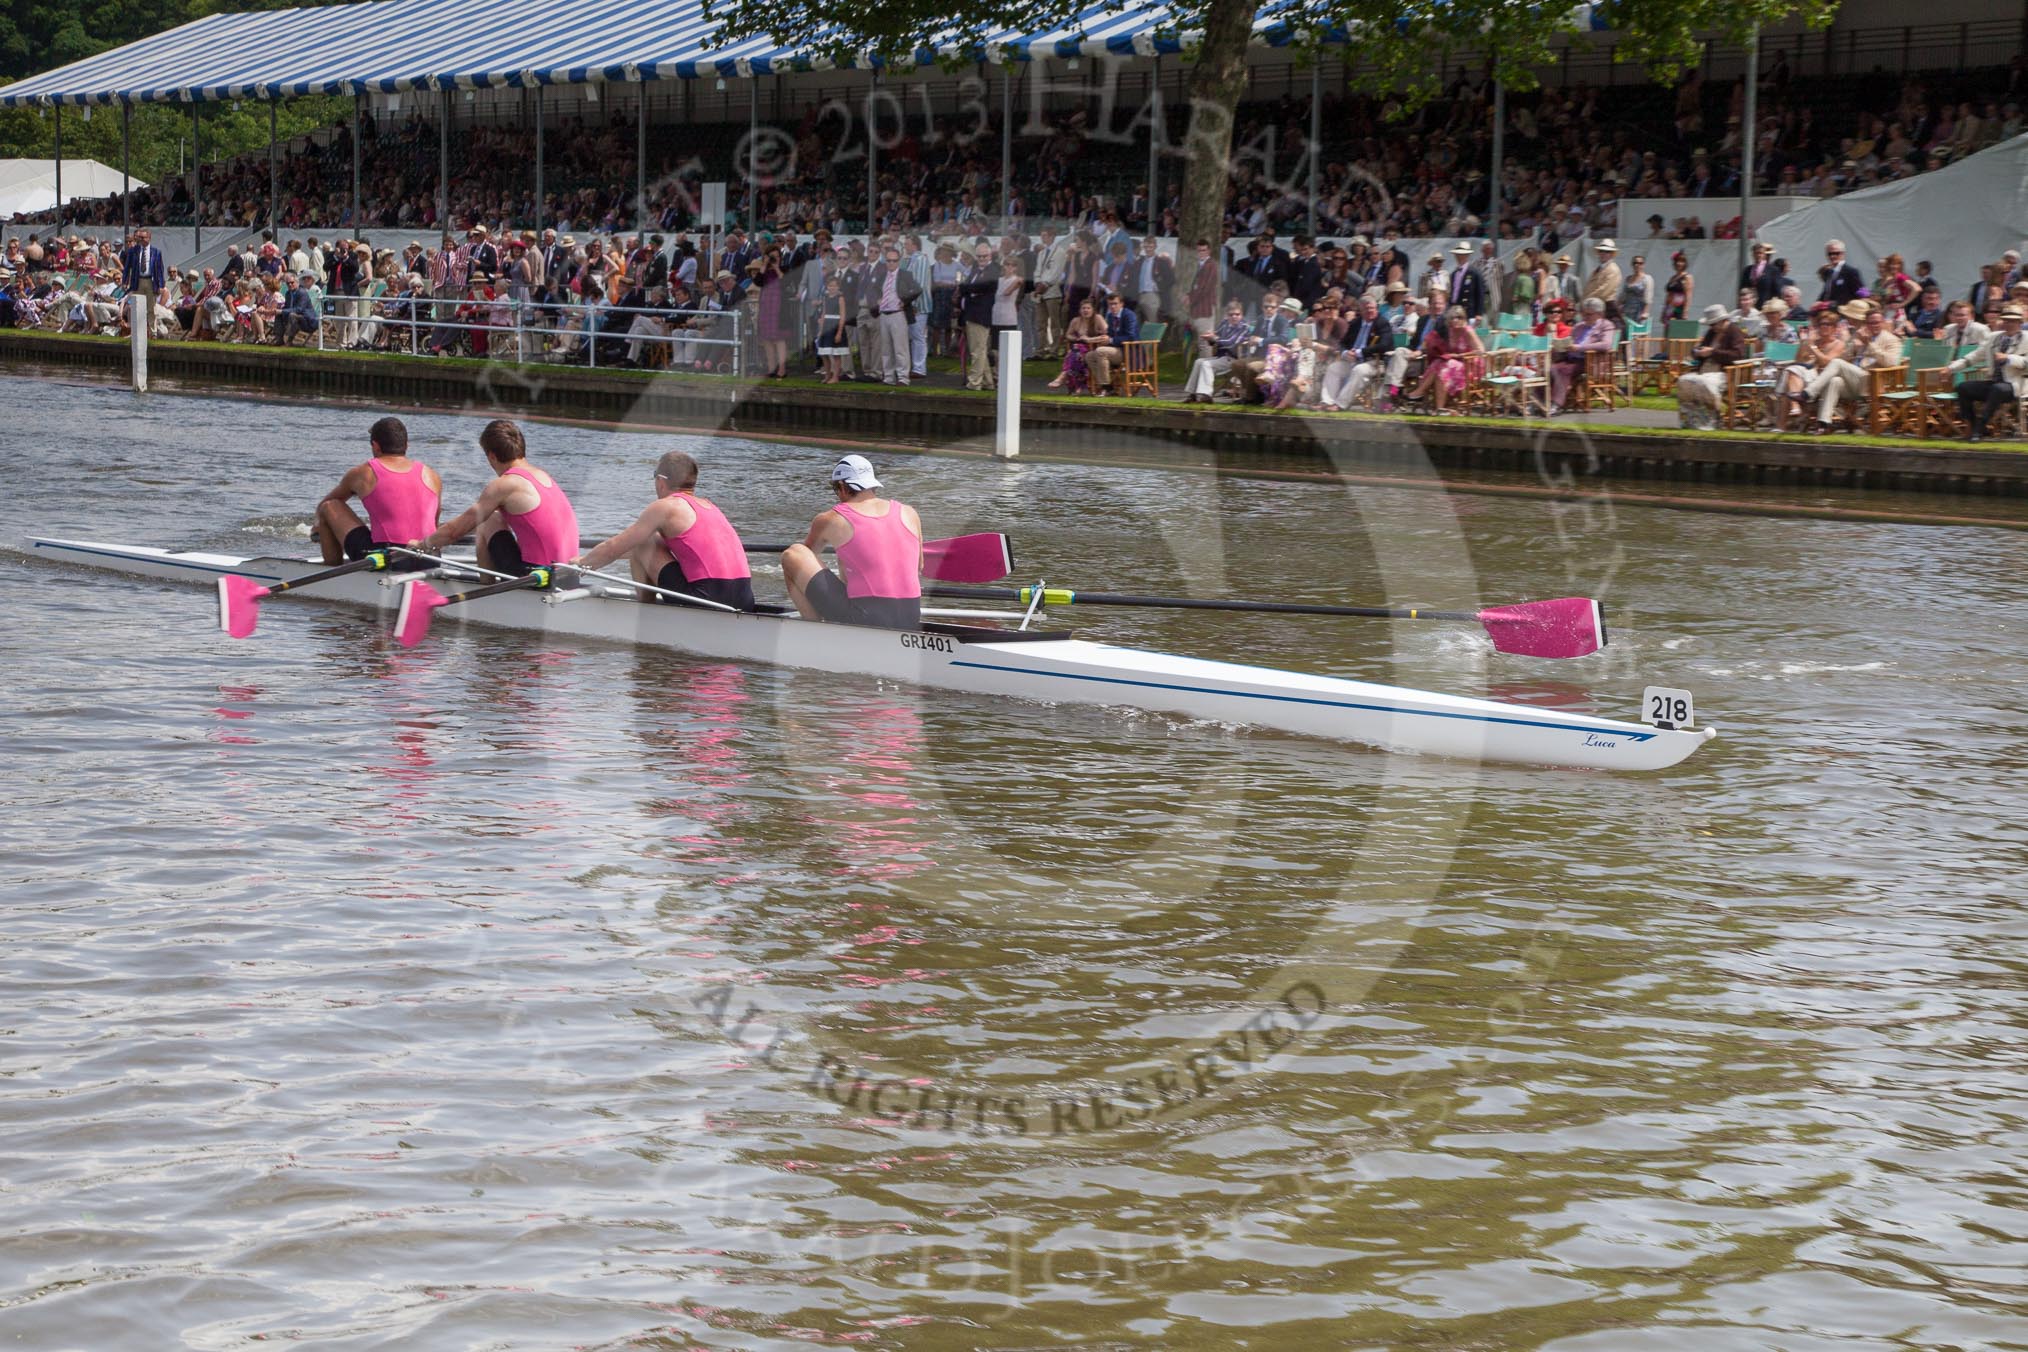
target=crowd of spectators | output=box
[18,58,2027,242]
[9,210,2025,441]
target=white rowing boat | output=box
[27,537,1717,771]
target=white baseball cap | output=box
[831,454,881,490]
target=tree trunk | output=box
[1172,0,1259,310]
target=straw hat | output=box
[2003,305,2026,320]
[1701,303,1728,323]
[1555,254,1572,266]
[1279,296,1305,314]
[1449,242,1471,256]
[1594,238,1619,252]
[1837,299,1872,321]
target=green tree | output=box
[1,0,353,202]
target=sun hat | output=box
[831,454,881,491]
[1594,238,1619,252]
[2003,305,2025,320]
[1280,296,1305,313]
[1701,303,1728,323]
[1837,299,1872,321]
[1449,242,1471,256]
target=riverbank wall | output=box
[8,330,2027,497]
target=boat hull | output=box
[26,538,1717,771]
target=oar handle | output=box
[925,584,1478,622]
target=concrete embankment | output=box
[8,329,2028,498]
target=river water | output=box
[4,371,2026,1350]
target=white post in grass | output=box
[129,293,148,393]
[995,327,1022,459]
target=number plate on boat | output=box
[1641,686,1695,729]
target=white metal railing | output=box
[312,296,744,373]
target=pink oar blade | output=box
[921,532,1014,584]
[1477,597,1607,659]
[217,574,272,639]
[393,580,451,648]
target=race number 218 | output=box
[1641,686,1695,729]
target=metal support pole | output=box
[1001,65,1014,222]
[866,72,879,234]
[53,105,62,237]
[121,103,132,237]
[130,294,148,391]
[746,78,758,226]
[1150,58,1164,231]
[352,92,364,239]
[268,99,278,229]
[1306,60,1319,235]
[1738,25,1759,278]
[535,85,545,232]
[437,87,450,231]
[1489,79,1505,241]
[190,102,201,256]
[637,82,648,232]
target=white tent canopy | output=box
[1758,135,2028,298]
[0,159,142,218]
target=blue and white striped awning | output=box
[0,0,1604,107]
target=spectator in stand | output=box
[1743,241,1783,305]
[957,242,1001,391]
[1085,290,1141,395]
[1938,298,1990,349]
[1620,253,1656,328]
[1780,305,1848,428]
[1731,287,1767,339]
[1677,303,1749,429]
[1032,226,1068,359]
[1286,235,1324,310]
[1132,235,1174,325]
[1817,240,1864,306]
[1902,282,1945,338]
[1548,254,1581,309]
[1662,251,1693,322]
[1582,240,1622,307]
[1050,296,1109,395]
[1317,294,1396,411]
[1183,299,1250,403]
[1875,252,1918,313]
[1407,305,1482,414]
[273,272,321,347]
[1945,303,2026,440]
[1504,246,1540,321]
[815,275,851,384]
[1760,299,1798,344]
[1445,243,1485,319]
[1801,302,1903,433]
[1551,297,1617,410]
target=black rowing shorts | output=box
[802,567,921,631]
[343,526,428,572]
[655,560,758,612]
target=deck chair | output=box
[1113,321,1165,397]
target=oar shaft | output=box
[439,569,553,606]
[267,552,386,596]
[924,584,1477,621]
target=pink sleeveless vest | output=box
[358,457,438,544]
[833,500,921,599]
[664,493,751,581]
[500,464,579,566]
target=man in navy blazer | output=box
[121,228,167,324]
[1816,239,1864,306]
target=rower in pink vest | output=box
[416,419,578,576]
[313,415,442,568]
[782,454,923,630]
[571,449,758,611]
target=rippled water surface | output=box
[5,372,2027,1350]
